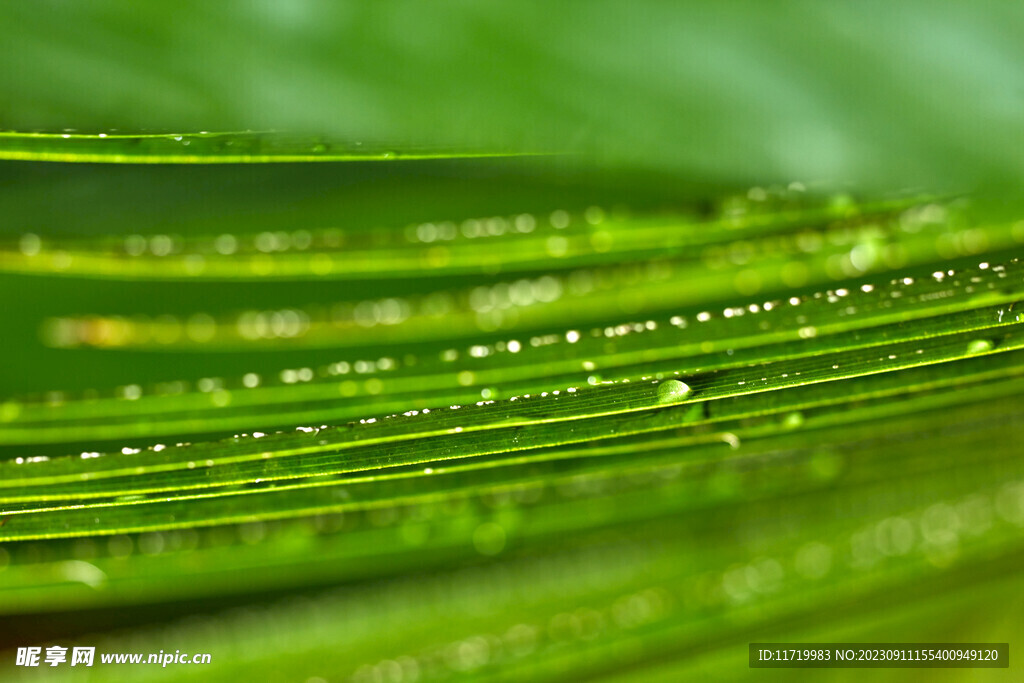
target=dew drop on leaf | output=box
[967,339,993,355]
[656,379,691,404]
[783,411,805,429]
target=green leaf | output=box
[0,130,534,164]
[4,5,1024,679]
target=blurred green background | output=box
[4,1,1024,192]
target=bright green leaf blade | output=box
[0,131,534,164]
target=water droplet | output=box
[967,339,993,355]
[59,560,107,588]
[18,233,41,256]
[657,379,691,404]
[549,210,570,229]
[720,433,741,449]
